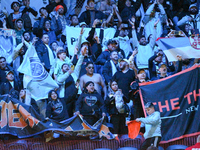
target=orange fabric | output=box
[127,120,141,139]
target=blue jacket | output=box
[35,43,56,70]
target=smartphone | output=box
[71,65,74,71]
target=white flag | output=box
[18,44,58,101]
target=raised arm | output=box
[142,2,155,24]
[149,20,159,48]
[158,2,167,23]
[129,17,139,48]
[73,46,87,78]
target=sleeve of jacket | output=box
[102,61,111,84]
[95,52,108,65]
[139,111,161,125]
[105,95,114,105]
[35,44,45,63]
[142,3,155,24]
[148,54,157,79]
[22,7,38,17]
[79,11,87,24]
[148,28,156,49]
[12,43,23,60]
[86,27,95,44]
[46,102,52,118]
[31,98,40,114]
[98,94,106,113]
[75,94,83,112]
[57,72,70,85]
[158,4,167,23]
[73,55,84,78]
[92,43,102,62]
[54,18,62,36]
[7,14,15,29]
[132,29,139,48]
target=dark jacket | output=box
[0,65,21,85]
[33,17,53,37]
[96,49,125,65]
[112,69,135,99]
[75,90,106,117]
[102,60,119,85]
[148,54,182,80]
[0,79,22,98]
[35,43,56,70]
[120,6,136,24]
[86,27,104,55]
[129,80,145,119]
[79,10,106,27]
[7,13,22,29]
[105,94,129,115]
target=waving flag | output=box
[18,44,58,101]
[156,37,200,62]
[139,65,200,143]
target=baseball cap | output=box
[5,70,14,76]
[107,39,117,46]
[119,58,130,64]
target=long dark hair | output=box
[48,90,59,101]
[83,81,95,93]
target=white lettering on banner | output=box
[66,26,116,56]
[192,148,200,150]
[185,105,199,114]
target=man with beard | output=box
[112,58,135,100]
[150,54,182,80]
[176,3,200,31]
[79,62,107,100]
[96,39,125,66]
[102,50,119,85]
[51,5,68,35]
[130,17,159,71]
[14,18,25,45]
[57,47,86,117]
[0,57,20,85]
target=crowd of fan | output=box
[0,0,200,148]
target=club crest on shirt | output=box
[30,57,48,80]
[85,96,97,106]
[189,34,200,50]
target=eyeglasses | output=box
[87,67,94,69]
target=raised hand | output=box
[81,46,87,56]
[132,47,138,56]
[176,54,182,61]
[154,19,160,27]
